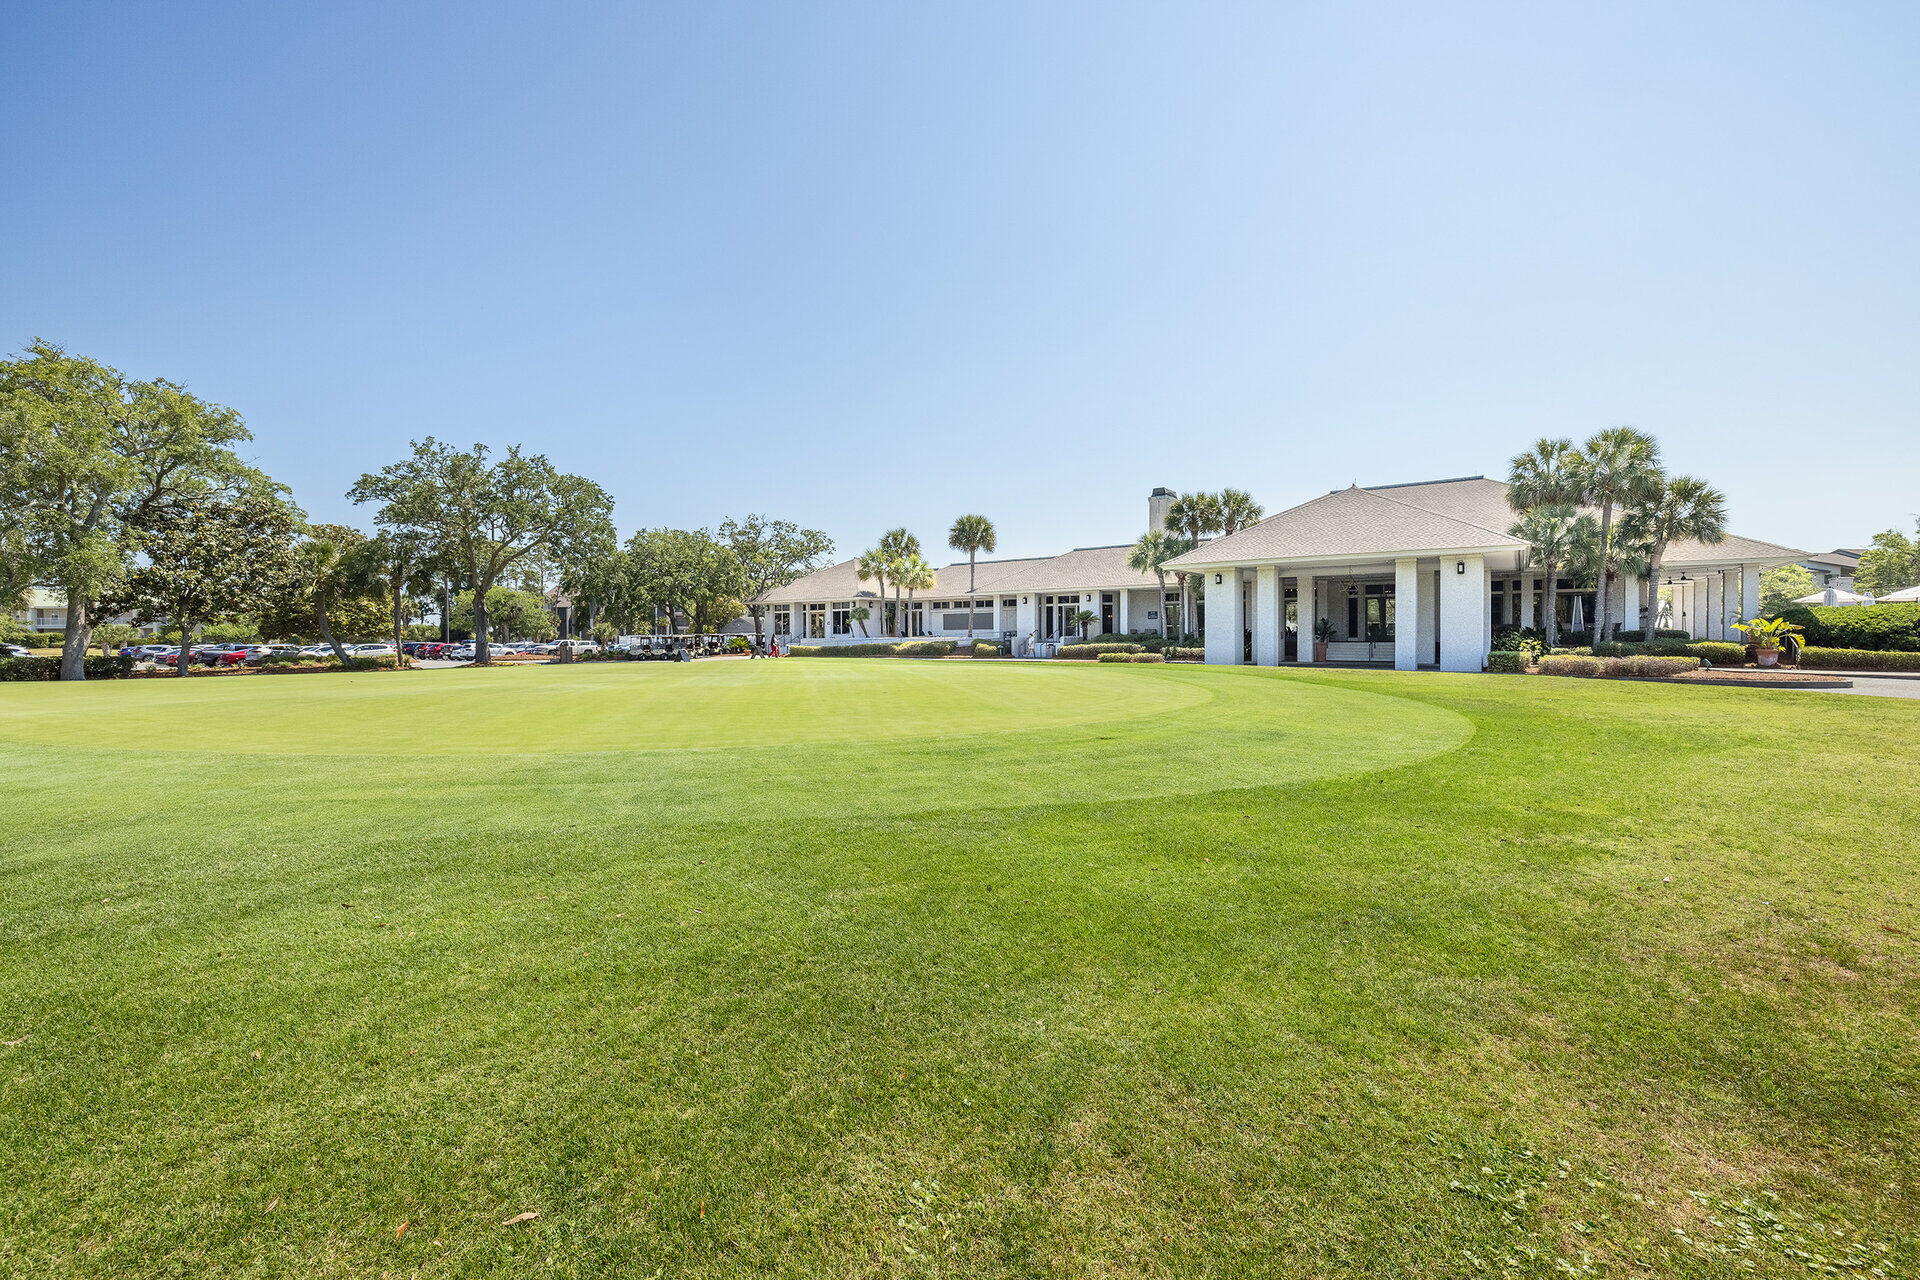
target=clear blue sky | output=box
[5,3,1915,563]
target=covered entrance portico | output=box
[1208,552,1511,673]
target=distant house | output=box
[1799,548,1863,591]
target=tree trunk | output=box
[175,616,194,676]
[1595,505,1614,641]
[316,599,351,664]
[1644,547,1665,633]
[392,582,405,665]
[59,591,92,681]
[750,604,764,644]
[1155,571,1169,639]
[473,585,492,663]
[440,581,452,642]
[1543,565,1560,648]
[967,553,977,638]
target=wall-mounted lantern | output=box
[1214,573,1223,584]
[1455,561,1466,575]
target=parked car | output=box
[1,643,33,659]
[348,643,396,658]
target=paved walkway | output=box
[1811,676,1920,700]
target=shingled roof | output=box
[1167,474,1802,569]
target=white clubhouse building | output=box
[759,476,1801,670]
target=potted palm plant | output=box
[1313,617,1337,662]
[1074,609,1097,640]
[1732,615,1803,667]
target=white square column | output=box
[1417,568,1439,665]
[1117,588,1130,635]
[1621,573,1641,634]
[1297,575,1317,663]
[1519,575,1536,629]
[1439,555,1487,673]
[1205,569,1244,665]
[1705,574,1724,640]
[1742,564,1761,621]
[1393,558,1420,671]
[1253,566,1281,666]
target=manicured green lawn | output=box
[1,660,1914,1277]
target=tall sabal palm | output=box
[947,514,996,637]
[1506,438,1581,513]
[1510,505,1598,647]
[1217,488,1264,535]
[876,528,920,637]
[1620,475,1727,628]
[897,553,936,638]
[1165,492,1222,638]
[855,549,891,636]
[1569,427,1662,640]
[1127,529,1187,640]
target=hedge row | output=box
[1775,604,1920,652]
[786,640,957,658]
[1797,647,1920,672]
[1096,651,1166,663]
[1487,651,1527,674]
[0,655,135,681]
[1589,639,1748,665]
[1539,655,1701,679]
[970,641,999,658]
[1058,643,1144,659]
[1167,647,1204,662]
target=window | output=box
[805,604,826,639]
[831,603,852,635]
[773,607,791,636]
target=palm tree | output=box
[947,514,996,637]
[897,553,936,637]
[1510,505,1598,647]
[295,530,370,665]
[1506,438,1581,513]
[1217,488,1265,535]
[1128,530,1188,640]
[855,549,890,636]
[1620,475,1727,630]
[876,528,920,636]
[1569,427,1663,640]
[1166,492,1222,639]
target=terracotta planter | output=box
[1313,641,1329,662]
[1755,647,1779,667]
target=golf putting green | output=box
[0,659,1470,823]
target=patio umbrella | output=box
[1794,588,1870,606]
[1824,586,1838,607]
[1570,596,1585,632]
[1879,584,1920,602]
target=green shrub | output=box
[1167,647,1204,662]
[969,641,999,658]
[1490,626,1544,652]
[1686,641,1748,666]
[894,640,955,657]
[1776,604,1920,652]
[0,655,134,681]
[1486,651,1528,674]
[1058,643,1143,659]
[343,655,400,672]
[788,643,896,658]
[1097,651,1132,663]
[1796,646,1920,671]
[1546,646,1593,657]
[257,654,326,668]
[1090,631,1166,652]
[1539,655,1602,676]
[1619,656,1700,677]
[1129,653,1164,663]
